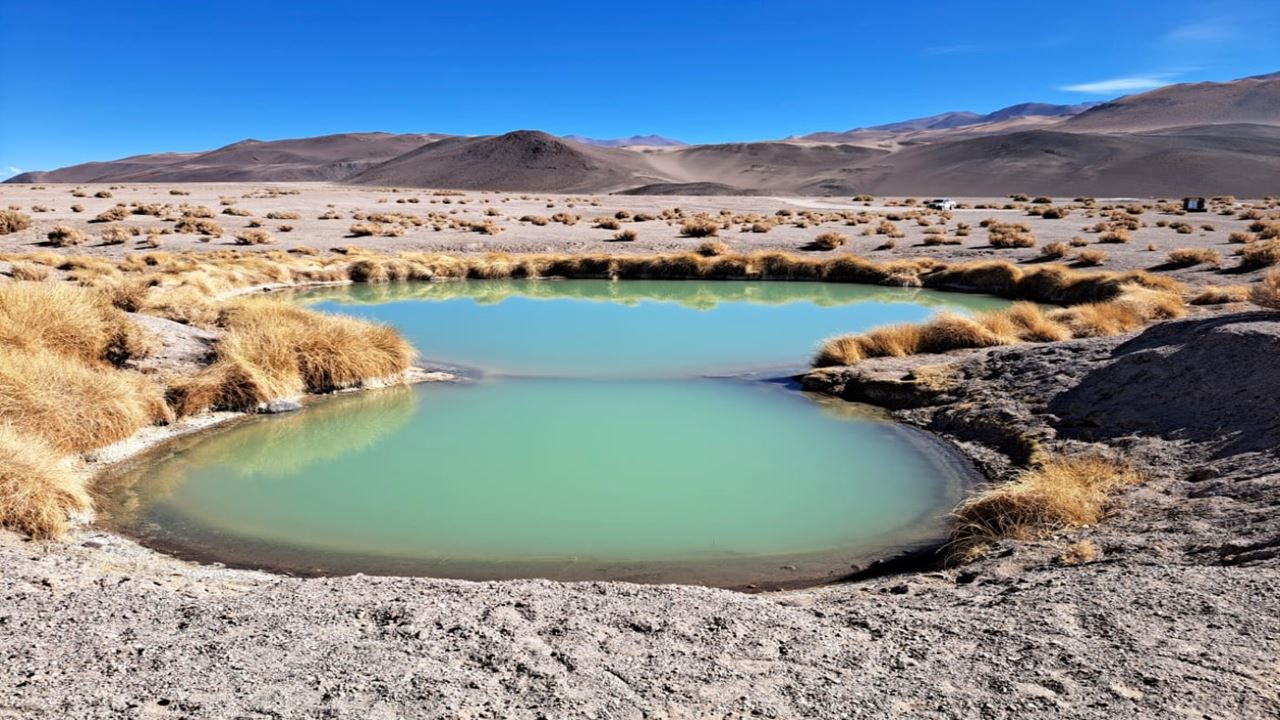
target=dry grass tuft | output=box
[0,209,33,234]
[1251,269,1280,309]
[1190,285,1250,305]
[0,282,147,365]
[46,225,88,247]
[949,456,1140,562]
[0,347,169,454]
[810,232,847,251]
[1239,239,1280,269]
[172,301,414,415]
[697,240,729,257]
[0,424,89,539]
[681,217,720,238]
[1165,247,1221,268]
[235,229,275,245]
[1059,539,1101,565]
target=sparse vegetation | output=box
[1165,247,1221,268]
[46,225,88,247]
[949,456,1140,562]
[234,229,275,245]
[810,232,846,251]
[0,210,34,235]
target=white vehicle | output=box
[927,198,957,210]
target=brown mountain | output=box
[7,73,1280,196]
[10,132,445,184]
[349,131,658,192]
[1063,73,1280,132]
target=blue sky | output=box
[1,0,1277,176]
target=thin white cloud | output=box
[1059,75,1174,94]
[5,166,20,175]
[1163,20,1238,43]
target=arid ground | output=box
[0,183,1272,287]
[0,183,1278,718]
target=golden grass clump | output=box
[681,217,720,238]
[697,240,729,257]
[172,301,414,415]
[0,424,89,539]
[1190,285,1250,305]
[0,209,33,234]
[0,346,169,454]
[949,456,1140,562]
[8,261,51,281]
[100,224,131,244]
[987,222,1036,248]
[611,228,638,242]
[1239,239,1280,269]
[810,232,847,251]
[174,217,224,235]
[235,229,275,245]
[46,225,88,247]
[1075,249,1108,266]
[0,281,147,364]
[265,211,301,220]
[812,302,1070,367]
[1059,539,1101,565]
[1165,247,1221,268]
[92,206,130,223]
[1251,269,1280,309]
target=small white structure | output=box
[927,198,957,210]
[1183,196,1207,212]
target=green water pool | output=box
[98,279,995,587]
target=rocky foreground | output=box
[2,313,1279,718]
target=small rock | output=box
[264,399,303,414]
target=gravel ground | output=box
[0,183,1270,288]
[2,309,1278,718]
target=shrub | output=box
[234,229,275,245]
[1228,231,1254,244]
[70,204,84,213]
[520,215,550,226]
[1165,247,1221,268]
[8,261,50,281]
[266,211,301,220]
[611,228,638,242]
[697,240,729,257]
[1252,269,1280,309]
[0,424,89,539]
[0,282,145,365]
[1039,242,1070,259]
[0,347,168,454]
[1040,206,1070,219]
[46,225,88,247]
[1075,249,1105,266]
[987,222,1036,248]
[810,232,846,251]
[318,209,342,220]
[1098,229,1131,244]
[949,456,1140,562]
[171,301,413,415]
[222,206,253,217]
[681,217,720,237]
[92,206,130,223]
[174,217,224,235]
[1239,239,1280,269]
[100,225,131,244]
[595,217,621,230]
[0,209,33,234]
[1190,285,1250,305]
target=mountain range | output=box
[9,73,1280,196]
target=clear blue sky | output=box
[2,0,1276,176]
